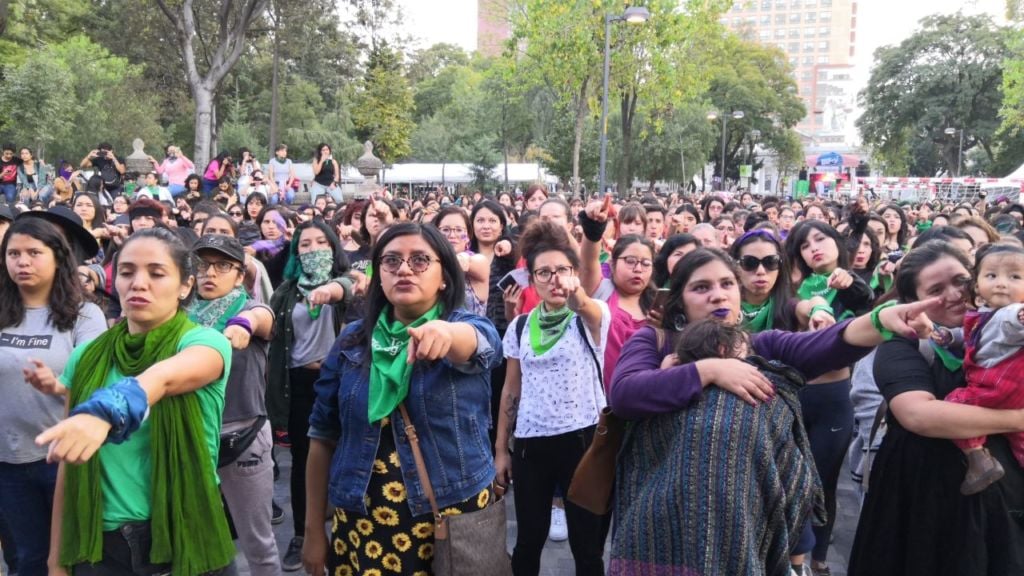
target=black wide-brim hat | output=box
[17,205,100,261]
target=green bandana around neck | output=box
[61,312,234,573]
[798,273,855,320]
[297,249,333,319]
[741,297,774,333]
[528,302,574,356]
[186,287,248,331]
[368,303,444,422]
[931,340,964,372]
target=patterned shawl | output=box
[610,356,825,576]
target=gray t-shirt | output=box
[223,301,272,424]
[290,302,336,368]
[268,157,292,188]
[0,303,107,463]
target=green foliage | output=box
[858,13,1009,176]
[703,35,806,182]
[0,0,89,63]
[999,28,1024,140]
[0,35,165,163]
[353,43,415,164]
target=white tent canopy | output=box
[379,163,557,185]
[1007,162,1024,181]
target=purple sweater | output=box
[609,320,872,419]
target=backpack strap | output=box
[514,313,528,346]
[576,315,603,390]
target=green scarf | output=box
[529,302,574,356]
[186,287,248,331]
[297,249,333,319]
[368,303,443,422]
[61,312,234,574]
[931,341,964,372]
[741,298,774,333]
[797,273,835,303]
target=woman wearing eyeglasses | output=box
[188,235,280,576]
[496,221,611,576]
[302,222,503,576]
[267,220,353,571]
[433,206,489,316]
[579,198,656,391]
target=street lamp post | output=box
[598,6,650,197]
[707,110,744,191]
[944,127,964,177]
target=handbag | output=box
[567,327,667,515]
[398,403,512,576]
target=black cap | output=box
[192,234,245,264]
[16,205,99,261]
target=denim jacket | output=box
[309,309,502,516]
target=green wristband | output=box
[870,300,898,341]
[809,304,834,318]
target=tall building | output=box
[477,0,511,57]
[721,0,858,148]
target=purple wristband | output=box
[225,316,253,335]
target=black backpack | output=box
[97,159,122,190]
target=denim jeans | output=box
[0,183,16,203]
[269,188,294,206]
[310,182,343,203]
[0,460,58,576]
[72,522,238,576]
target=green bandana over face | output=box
[297,249,333,319]
[528,302,574,356]
[740,298,774,333]
[187,287,248,331]
[368,303,444,422]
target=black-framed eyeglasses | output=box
[532,266,574,283]
[619,256,652,270]
[439,226,467,237]
[738,254,781,272]
[379,254,438,274]
[196,260,242,275]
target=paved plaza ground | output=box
[254,449,861,576]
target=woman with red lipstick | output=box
[267,220,352,571]
[579,198,656,391]
[786,219,875,575]
[41,227,237,575]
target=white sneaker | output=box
[548,506,568,542]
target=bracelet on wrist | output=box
[870,300,898,341]
[225,315,253,335]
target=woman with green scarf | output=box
[495,221,611,576]
[785,219,875,576]
[188,234,279,576]
[40,227,236,575]
[267,219,353,571]
[302,222,503,576]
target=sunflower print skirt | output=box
[328,418,492,576]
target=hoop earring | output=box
[672,313,687,332]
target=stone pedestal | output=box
[354,141,383,200]
[125,138,151,176]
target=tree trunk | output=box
[193,86,215,175]
[571,77,589,197]
[269,1,282,158]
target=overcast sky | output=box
[397,0,1007,66]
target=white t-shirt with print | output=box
[503,300,610,438]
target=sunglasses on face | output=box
[738,254,781,272]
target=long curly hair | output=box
[0,218,85,332]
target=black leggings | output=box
[288,367,319,537]
[798,378,854,563]
[510,427,610,576]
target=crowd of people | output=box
[2,139,1024,576]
